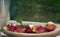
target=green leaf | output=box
[15,17,22,24]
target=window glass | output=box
[10,0,60,23]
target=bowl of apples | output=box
[2,20,60,37]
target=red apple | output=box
[45,22,56,31]
[25,25,33,33]
[29,25,37,33]
[7,23,16,31]
[16,26,25,33]
[37,25,45,33]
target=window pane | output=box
[10,0,60,23]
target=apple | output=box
[25,25,33,33]
[7,23,16,31]
[29,25,37,33]
[37,25,45,33]
[45,22,56,31]
[16,25,25,33]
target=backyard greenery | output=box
[10,0,60,23]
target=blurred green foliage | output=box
[10,0,60,23]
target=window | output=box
[10,0,60,23]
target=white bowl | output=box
[2,20,60,37]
